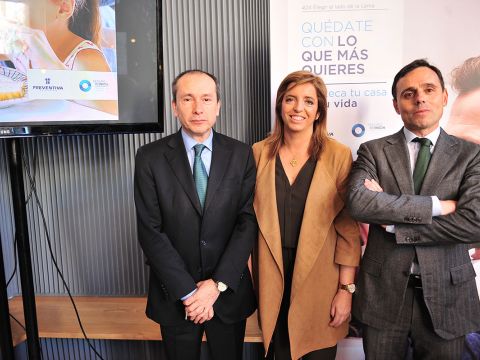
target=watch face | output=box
[341,283,356,293]
[217,282,227,292]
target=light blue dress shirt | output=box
[179,128,214,300]
[181,128,213,175]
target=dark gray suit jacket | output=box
[134,130,257,326]
[347,128,480,339]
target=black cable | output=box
[5,234,18,289]
[24,142,37,204]
[8,311,28,360]
[9,313,26,331]
[21,144,105,360]
[10,311,31,360]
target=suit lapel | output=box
[384,130,414,194]
[203,132,232,212]
[290,158,343,301]
[164,131,203,215]
[420,129,458,195]
[253,145,284,279]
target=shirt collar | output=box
[403,126,440,146]
[181,128,214,151]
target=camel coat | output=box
[252,138,361,360]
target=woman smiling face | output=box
[281,82,319,135]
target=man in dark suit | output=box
[347,59,480,359]
[134,70,257,360]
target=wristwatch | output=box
[339,283,356,294]
[215,281,228,292]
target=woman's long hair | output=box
[266,70,328,161]
[68,0,102,45]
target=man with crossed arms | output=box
[347,59,480,359]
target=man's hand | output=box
[440,200,457,215]
[186,306,214,324]
[364,178,383,192]
[329,289,352,328]
[471,248,480,260]
[183,279,220,324]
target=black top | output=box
[275,154,316,248]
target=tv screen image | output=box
[0,0,163,136]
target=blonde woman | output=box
[253,71,361,359]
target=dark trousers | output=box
[160,316,246,360]
[266,247,337,360]
[363,284,465,360]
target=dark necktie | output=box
[193,144,208,209]
[410,137,433,276]
[412,137,432,194]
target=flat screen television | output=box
[0,0,163,137]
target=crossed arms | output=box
[346,141,480,246]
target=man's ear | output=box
[216,100,221,116]
[443,88,448,107]
[172,100,178,117]
[393,99,400,114]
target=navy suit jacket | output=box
[134,130,257,326]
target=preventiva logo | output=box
[79,80,92,92]
[31,77,63,91]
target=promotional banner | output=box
[27,69,118,101]
[271,0,480,153]
[285,0,403,148]
[271,0,480,355]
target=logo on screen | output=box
[31,76,63,92]
[79,80,92,92]
[352,123,366,137]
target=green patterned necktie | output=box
[412,137,432,194]
[193,144,208,209]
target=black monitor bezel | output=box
[0,0,164,138]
